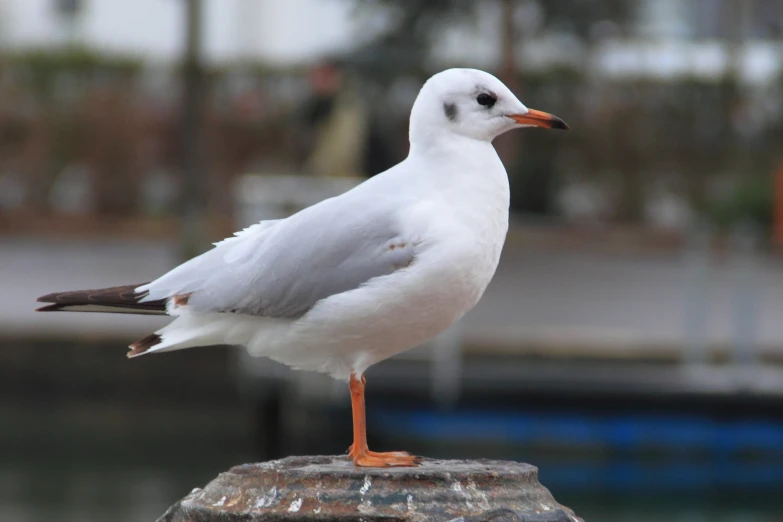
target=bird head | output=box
[409,68,568,145]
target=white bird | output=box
[37,68,567,467]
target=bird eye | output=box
[476,93,496,107]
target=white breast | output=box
[249,144,510,381]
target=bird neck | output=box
[408,128,498,168]
[408,127,493,160]
[405,130,509,214]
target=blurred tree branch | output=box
[180,0,208,259]
[347,0,633,81]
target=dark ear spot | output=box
[443,102,458,122]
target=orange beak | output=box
[508,109,569,130]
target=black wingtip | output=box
[33,283,165,315]
[36,293,58,304]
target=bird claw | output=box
[348,445,422,467]
[347,444,416,458]
[351,452,422,468]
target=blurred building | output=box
[1,1,780,76]
[0,0,362,64]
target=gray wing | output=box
[140,196,416,318]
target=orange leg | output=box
[347,373,422,467]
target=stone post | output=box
[158,456,581,522]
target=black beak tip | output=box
[551,118,569,131]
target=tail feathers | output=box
[36,284,167,315]
[128,333,162,357]
[127,315,234,358]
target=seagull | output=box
[36,68,567,467]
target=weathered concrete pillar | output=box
[158,456,581,522]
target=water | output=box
[2,340,781,520]
[1,410,257,521]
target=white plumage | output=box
[129,68,569,381]
[38,68,568,466]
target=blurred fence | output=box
[0,50,317,220]
[0,42,782,234]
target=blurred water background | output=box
[1,1,783,520]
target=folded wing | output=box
[139,196,417,319]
